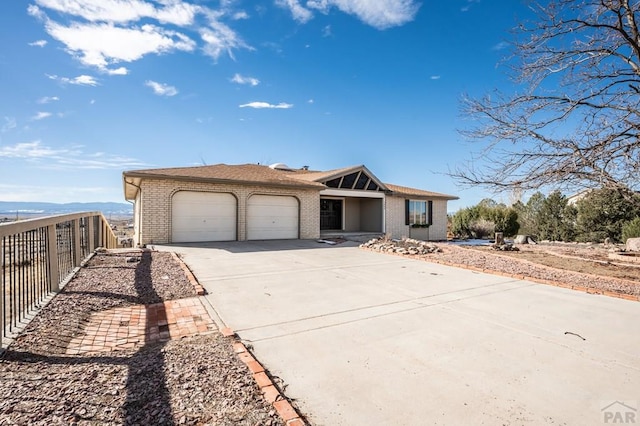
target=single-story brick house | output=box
[122,163,458,246]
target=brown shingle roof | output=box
[123,164,325,189]
[123,163,458,200]
[385,183,459,200]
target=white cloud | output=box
[430,75,440,80]
[30,0,250,70]
[145,80,178,96]
[461,0,480,12]
[232,11,249,20]
[32,112,53,121]
[276,0,313,23]
[0,140,147,170]
[28,0,419,78]
[0,183,123,203]
[308,99,314,103]
[305,0,420,29]
[322,24,332,37]
[37,96,60,104]
[492,41,509,51]
[2,117,17,133]
[105,66,129,75]
[28,39,48,47]
[48,74,99,86]
[0,141,63,158]
[27,5,46,19]
[71,75,99,85]
[199,16,250,60]
[45,21,196,69]
[239,101,293,109]
[154,2,200,25]
[34,0,199,26]
[231,73,259,86]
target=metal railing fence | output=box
[1,212,119,348]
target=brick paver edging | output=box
[361,247,640,303]
[221,328,307,426]
[171,252,206,296]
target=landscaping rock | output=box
[360,237,442,256]
[514,235,537,244]
[492,243,520,252]
[627,237,640,252]
[0,251,283,426]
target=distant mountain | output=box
[0,201,132,217]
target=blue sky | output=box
[0,0,533,211]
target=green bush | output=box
[621,217,640,243]
[451,207,480,238]
[469,218,495,239]
[537,191,576,241]
[575,188,640,242]
[486,206,519,236]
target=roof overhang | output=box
[122,170,324,201]
[311,165,389,192]
[123,174,142,201]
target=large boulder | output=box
[627,237,640,252]
[514,235,537,245]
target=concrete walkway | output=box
[160,240,640,425]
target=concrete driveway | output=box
[161,240,640,425]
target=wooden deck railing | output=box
[0,212,119,349]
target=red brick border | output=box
[362,247,640,302]
[226,335,307,425]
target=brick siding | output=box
[137,178,320,245]
[385,196,449,241]
[135,178,451,245]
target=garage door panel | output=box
[247,195,298,240]
[172,192,236,242]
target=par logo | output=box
[602,401,637,424]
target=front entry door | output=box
[320,199,343,230]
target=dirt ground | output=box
[466,243,640,282]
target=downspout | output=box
[124,179,143,247]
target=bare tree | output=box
[453,0,640,203]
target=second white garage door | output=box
[247,195,299,240]
[172,191,236,242]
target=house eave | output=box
[121,171,326,195]
[388,191,459,201]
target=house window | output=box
[405,200,433,226]
[341,172,359,188]
[409,200,427,225]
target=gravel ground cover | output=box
[362,238,639,297]
[0,250,283,425]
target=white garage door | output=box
[247,195,299,240]
[172,191,236,242]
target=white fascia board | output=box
[320,189,385,199]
